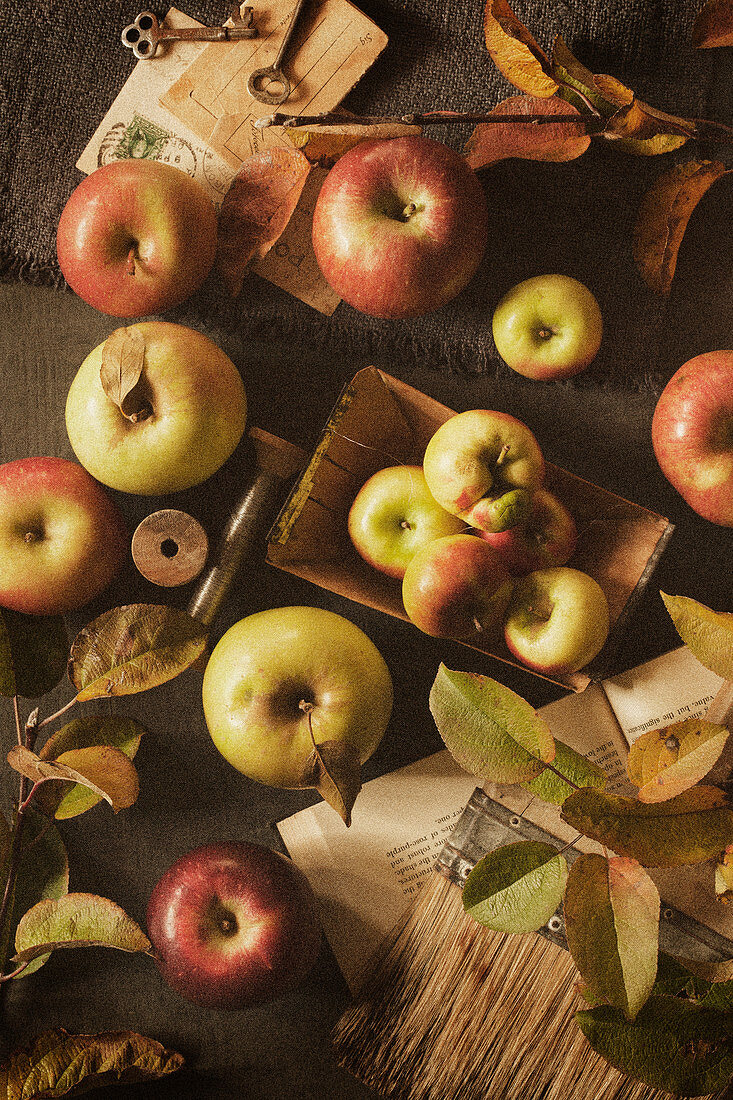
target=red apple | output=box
[146,841,321,1010]
[479,488,577,575]
[0,457,128,615]
[311,136,488,319]
[56,160,218,318]
[401,532,514,640]
[651,350,733,527]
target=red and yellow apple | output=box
[0,457,127,615]
[479,488,577,575]
[503,566,610,675]
[651,350,733,527]
[146,841,321,1010]
[65,322,247,495]
[492,274,603,381]
[311,135,488,319]
[348,464,465,579]
[56,159,217,318]
[422,409,545,533]
[401,532,514,641]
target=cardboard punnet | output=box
[266,368,674,690]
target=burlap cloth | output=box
[1,0,731,388]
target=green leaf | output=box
[463,841,568,933]
[429,666,555,784]
[68,604,208,701]
[561,785,733,866]
[576,997,733,1095]
[0,609,67,698]
[14,893,151,966]
[0,1028,184,1098]
[564,854,659,1019]
[627,718,730,803]
[4,811,69,978]
[8,745,139,814]
[38,715,146,819]
[653,953,712,1000]
[521,738,607,804]
[661,593,733,680]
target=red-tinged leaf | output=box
[0,1028,183,1098]
[216,148,312,296]
[483,0,558,97]
[287,122,421,167]
[564,854,659,1019]
[633,160,728,294]
[464,95,589,171]
[627,719,730,802]
[561,785,733,866]
[693,0,733,47]
[14,893,150,965]
[7,745,139,814]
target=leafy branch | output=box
[429,592,733,1095]
[0,602,206,1094]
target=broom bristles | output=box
[333,874,719,1100]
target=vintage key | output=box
[121,6,257,60]
[247,0,308,105]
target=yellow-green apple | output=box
[401,533,514,640]
[65,321,247,495]
[56,159,217,317]
[479,488,577,575]
[503,566,609,675]
[492,275,603,381]
[146,841,321,1010]
[422,409,545,533]
[0,457,127,615]
[201,606,393,824]
[348,465,465,579]
[651,350,733,527]
[311,135,488,319]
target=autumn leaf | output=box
[521,738,607,805]
[0,609,67,699]
[627,719,730,803]
[68,604,208,701]
[483,0,558,97]
[661,593,733,680]
[99,327,150,422]
[561,785,733,866]
[565,854,659,1019]
[13,893,150,966]
[216,147,312,296]
[464,95,590,171]
[287,122,421,167]
[716,846,733,903]
[7,745,139,814]
[429,666,555,784]
[463,841,568,933]
[0,1028,183,1098]
[692,0,733,47]
[300,704,362,826]
[633,160,728,295]
[3,811,68,978]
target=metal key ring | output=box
[121,11,159,60]
[247,66,292,105]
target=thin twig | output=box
[12,698,21,747]
[256,109,600,130]
[35,696,77,732]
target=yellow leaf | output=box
[633,160,728,294]
[287,122,421,166]
[484,0,558,97]
[627,719,731,802]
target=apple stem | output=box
[400,520,413,530]
[537,327,554,341]
[496,444,510,466]
[126,248,137,277]
[401,201,417,221]
[473,616,483,633]
[526,604,551,622]
[23,530,41,544]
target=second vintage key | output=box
[247,0,308,105]
[122,6,257,60]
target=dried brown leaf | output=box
[464,94,589,170]
[300,704,361,826]
[692,0,733,47]
[633,159,728,294]
[99,327,150,422]
[7,745,139,814]
[287,122,421,167]
[484,0,558,96]
[216,148,312,296]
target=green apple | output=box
[201,606,393,824]
[402,533,514,640]
[422,409,545,533]
[348,464,465,579]
[492,274,603,381]
[65,321,247,495]
[504,566,610,675]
